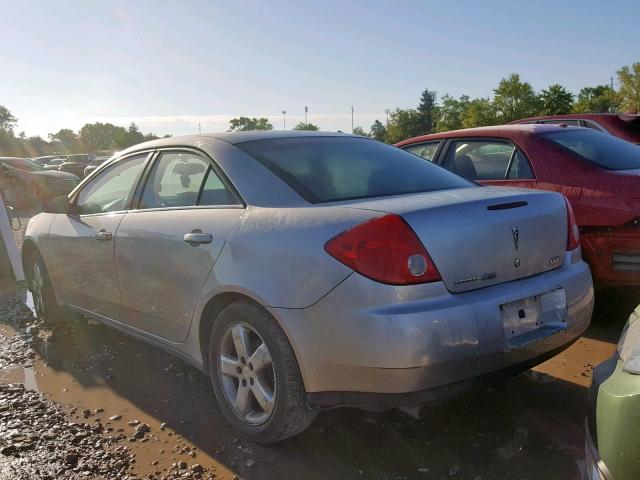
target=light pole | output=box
[351,106,354,133]
[385,108,390,126]
[304,106,308,124]
[282,110,287,130]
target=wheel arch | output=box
[197,291,306,385]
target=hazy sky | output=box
[2,0,638,137]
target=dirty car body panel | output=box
[23,132,594,412]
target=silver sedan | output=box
[22,131,594,443]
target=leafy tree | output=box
[493,73,541,122]
[49,128,82,154]
[370,120,387,141]
[385,108,424,144]
[573,85,618,113]
[539,84,574,115]
[228,117,273,131]
[617,63,640,113]
[461,98,498,128]
[78,123,124,152]
[436,94,469,132]
[417,87,438,134]
[292,122,319,131]
[0,105,18,134]
[352,126,369,137]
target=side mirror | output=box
[43,195,71,214]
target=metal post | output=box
[282,111,287,130]
[0,193,24,281]
[304,106,308,124]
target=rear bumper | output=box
[582,229,640,287]
[271,250,594,397]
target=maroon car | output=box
[510,113,640,144]
[396,124,640,288]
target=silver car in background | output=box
[22,132,594,443]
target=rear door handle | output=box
[184,230,213,246]
[95,230,113,241]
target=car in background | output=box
[22,132,593,443]
[510,114,640,144]
[0,157,79,208]
[586,305,640,480]
[83,156,110,177]
[33,155,68,166]
[43,158,66,171]
[396,124,640,288]
[58,153,96,177]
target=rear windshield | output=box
[238,137,475,203]
[541,128,640,170]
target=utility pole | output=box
[385,108,390,126]
[304,106,308,124]
[610,76,615,113]
[282,110,287,130]
[351,106,354,133]
[198,121,202,134]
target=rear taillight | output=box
[324,214,441,285]
[565,198,580,250]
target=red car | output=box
[510,113,640,144]
[396,124,640,288]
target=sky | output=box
[1,0,639,138]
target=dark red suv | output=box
[396,124,640,288]
[510,113,640,144]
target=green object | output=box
[593,306,640,480]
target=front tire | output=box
[209,301,316,444]
[27,253,60,322]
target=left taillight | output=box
[324,214,442,285]
[565,198,580,251]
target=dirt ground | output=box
[0,276,637,480]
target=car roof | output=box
[510,113,639,123]
[116,130,360,157]
[395,123,579,146]
[0,157,26,161]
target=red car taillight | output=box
[324,214,441,285]
[565,198,580,250]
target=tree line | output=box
[0,108,169,158]
[1,62,638,156]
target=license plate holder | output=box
[501,289,567,343]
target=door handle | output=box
[184,230,213,246]
[95,230,113,241]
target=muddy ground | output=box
[0,277,637,480]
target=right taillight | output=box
[565,198,580,250]
[324,214,441,285]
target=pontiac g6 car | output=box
[23,132,593,443]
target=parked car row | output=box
[16,114,640,473]
[34,153,111,178]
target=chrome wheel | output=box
[218,322,276,425]
[31,260,45,316]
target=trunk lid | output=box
[342,186,568,293]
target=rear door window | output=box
[541,128,640,170]
[442,140,534,180]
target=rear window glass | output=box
[541,128,640,170]
[238,137,475,203]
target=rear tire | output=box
[209,300,316,444]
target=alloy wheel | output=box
[218,322,276,425]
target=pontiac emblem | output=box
[511,227,519,251]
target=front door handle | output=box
[184,229,213,246]
[95,229,113,241]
